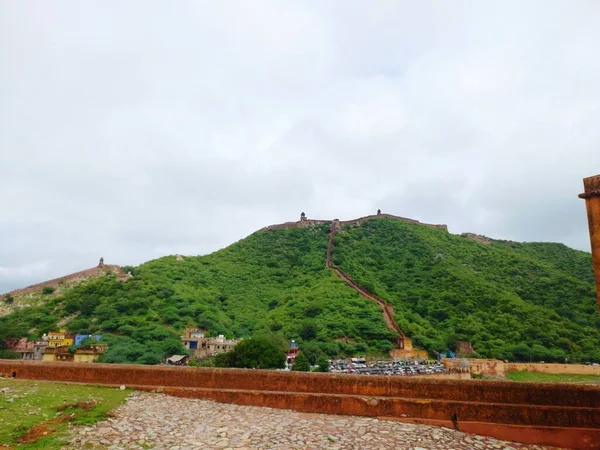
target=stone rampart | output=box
[2,265,121,297]
[443,358,506,377]
[443,359,600,377]
[258,214,448,233]
[339,213,448,231]
[0,360,599,448]
[506,363,600,376]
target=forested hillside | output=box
[1,218,599,364]
[333,219,600,362]
[0,223,394,364]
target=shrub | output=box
[299,321,318,341]
[292,352,310,371]
[225,336,286,369]
[0,350,19,359]
[42,287,55,295]
[316,355,330,372]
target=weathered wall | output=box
[443,359,600,377]
[507,363,600,375]
[338,213,448,232]
[258,213,449,234]
[2,361,599,407]
[2,265,121,297]
[442,359,506,377]
[1,361,598,449]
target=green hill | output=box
[333,219,600,362]
[1,218,599,364]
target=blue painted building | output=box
[75,334,102,346]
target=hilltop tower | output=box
[579,174,600,314]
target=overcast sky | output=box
[1,1,599,293]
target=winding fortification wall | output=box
[259,213,448,233]
[0,360,598,449]
[2,265,121,297]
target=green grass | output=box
[506,371,600,384]
[0,378,129,449]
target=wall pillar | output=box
[579,174,600,314]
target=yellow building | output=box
[42,346,72,361]
[42,344,107,363]
[73,344,107,363]
[46,330,74,347]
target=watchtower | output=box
[579,174,600,314]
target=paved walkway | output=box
[67,392,557,450]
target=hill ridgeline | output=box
[1,213,599,364]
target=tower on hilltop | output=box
[579,174,600,315]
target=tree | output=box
[3,294,14,305]
[0,349,19,359]
[226,336,286,369]
[316,355,330,372]
[300,321,318,341]
[42,286,55,295]
[292,352,310,371]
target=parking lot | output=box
[330,358,447,376]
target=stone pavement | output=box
[67,392,558,450]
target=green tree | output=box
[292,352,310,371]
[3,294,14,305]
[0,349,19,359]
[227,337,286,369]
[300,321,318,341]
[42,286,55,295]
[316,355,330,372]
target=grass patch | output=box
[506,370,600,384]
[0,378,129,449]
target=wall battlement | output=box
[259,213,448,233]
[2,265,121,297]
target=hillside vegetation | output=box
[1,218,599,364]
[334,219,600,362]
[0,223,394,364]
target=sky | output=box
[1,1,599,293]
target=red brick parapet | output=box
[579,174,600,314]
[0,360,599,449]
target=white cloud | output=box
[1,0,599,292]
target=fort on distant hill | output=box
[259,210,448,233]
[2,258,122,298]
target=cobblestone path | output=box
[68,392,558,450]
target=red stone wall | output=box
[1,360,598,448]
[1,360,599,408]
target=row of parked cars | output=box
[330,358,447,376]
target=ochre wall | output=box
[1,360,599,409]
[507,363,600,375]
[442,358,505,377]
[444,359,600,377]
[0,360,598,449]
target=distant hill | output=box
[1,216,599,364]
